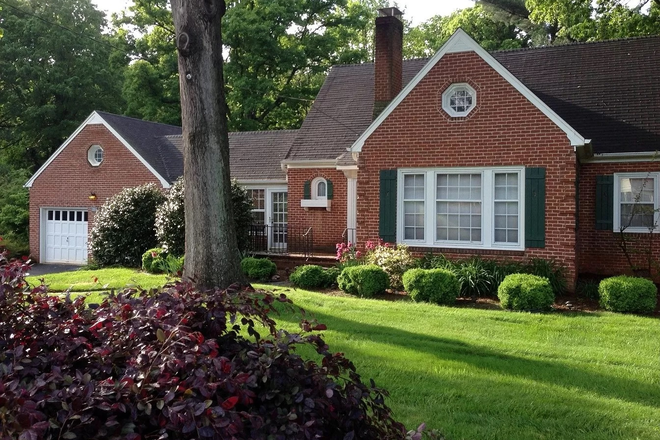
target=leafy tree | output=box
[0,0,126,170]
[404,5,528,58]
[116,0,385,131]
[0,164,29,246]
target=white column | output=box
[347,176,357,244]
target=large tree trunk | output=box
[171,0,244,289]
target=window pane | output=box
[403,175,425,240]
[621,203,655,228]
[620,177,656,229]
[620,178,653,203]
[317,181,326,197]
[436,173,481,242]
[493,173,520,244]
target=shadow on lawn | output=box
[275,306,658,410]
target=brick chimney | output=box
[373,7,403,119]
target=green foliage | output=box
[404,4,528,58]
[0,0,125,169]
[155,178,253,255]
[453,257,498,299]
[289,265,339,289]
[403,268,460,305]
[576,278,600,300]
[363,243,415,291]
[598,276,658,314]
[337,264,389,298]
[0,165,29,248]
[241,257,277,281]
[89,184,166,268]
[498,273,555,312]
[524,258,567,295]
[142,247,165,273]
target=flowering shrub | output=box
[364,241,416,291]
[89,184,166,267]
[0,252,411,439]
[336,241,362,264]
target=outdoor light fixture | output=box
[89,193,97,201]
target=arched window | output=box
[312,177,328,199]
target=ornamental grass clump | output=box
[402,268,460,305]
[497,273,555,312]
[598,275,657,314]
[0,252,410,440]
[338,264,389,298]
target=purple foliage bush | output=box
[0,251,408,440]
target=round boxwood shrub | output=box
[0,256,409,439]
[155,178,254,256]
[241,256,277,281]
[90,184,166,267]
[337,264,389,298]
[289,264,340,289]
[497,273,555,312]
[599,275,658,314]
[403,268,460,305]
[142,247,166,273]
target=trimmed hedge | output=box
[241,257,277,281]
[337,264,389,298]
[497,273,554,312]
[599,276,657,314]
[402,268,460,305]
[289,265,339,289]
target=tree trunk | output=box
[171,0,245,289]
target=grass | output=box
[254,284,660,440]
[25,268,172,292]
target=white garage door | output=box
[44,209,89,264]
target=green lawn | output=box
[255,284,660,440]
[26,268,172,292]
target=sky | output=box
[92,0,475,25]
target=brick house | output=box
[26,8,660,288]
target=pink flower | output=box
[355,251,362,258]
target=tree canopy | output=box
[0,0,125,170]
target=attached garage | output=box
[42,208,89,264]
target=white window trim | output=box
[613,172,660,233]
[302,177,331,210]
[397,167,525,251]
[87,145,103,167]
[442,83,477,118]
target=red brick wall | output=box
[357,51,579,286]
[287,168,348,253]
[28,124,164,262]
[579,161,660,277]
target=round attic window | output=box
[88,145,104,167]
[442,83,476,117]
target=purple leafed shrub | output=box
[0,251,407,440]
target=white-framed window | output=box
[442,83,477,117]
[312,177,327,200]
[87,145,104,166]
[246,188,265,224]
[613,172,660,233]
[398,167,524,250]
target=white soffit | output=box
[349,29,586,153]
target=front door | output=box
[269,191,288,251]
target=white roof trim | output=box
[280,159,337,170]
[25,111,171,188]
[349,29,586,153]
[582,151,660,163]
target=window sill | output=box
[301,199,331,211]
[400,240,524,252]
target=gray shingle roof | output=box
[285,59,428,161]
[99,112,295,183]
[97,112,182,183]
[161,130,297,182]
[492,36,660,154]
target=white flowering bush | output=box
[89,184,166,267]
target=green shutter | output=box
[379,169,397,243]
[327,179,333,200]
[595,175,614,230]
[525,167,546,248]
[303,180,311,200]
